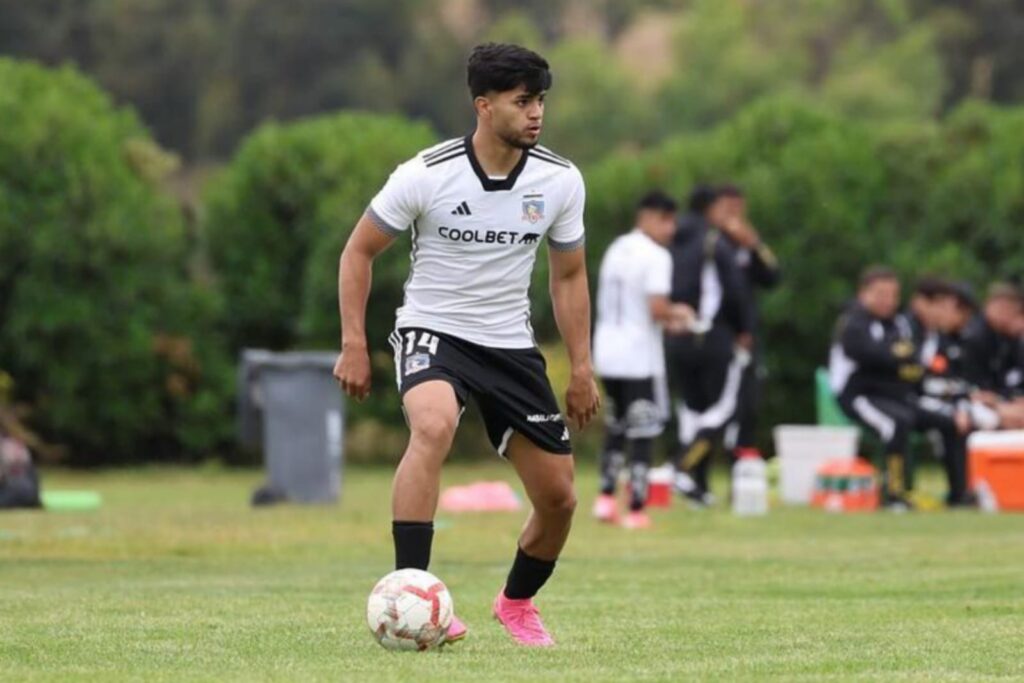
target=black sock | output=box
[504,546,556,600]
[392,520,433,571]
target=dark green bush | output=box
[0,58,231,465]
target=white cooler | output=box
[773,425,860,504]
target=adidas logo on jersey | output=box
[450,201,472,216]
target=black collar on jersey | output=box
[464,135,528,192]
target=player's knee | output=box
[409,411,458,450]
[538,485,577,518]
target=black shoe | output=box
[683,488,715,509]
[947,492,978,508]
[674,471,714,508]
[883,494,914,512]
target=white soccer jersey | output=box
[593,230,672,378]
[367,136,586,349]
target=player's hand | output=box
[334,344,372,402]
[664,303,696,334]
[954,410,972,436]
[565,369,600,431]
[972,390,1000,408]
[721,216,760,248]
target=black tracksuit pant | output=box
[666,326,745,491]
[838,391,966,503]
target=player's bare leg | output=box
[393,380,459,522]
[391,380,468,642]
[493,432,577,646]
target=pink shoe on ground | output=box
[621,510,652,529]
[591,493,619,524]
[445,615,468,644]
[492,590,555,647]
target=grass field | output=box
[1,463,1023,682]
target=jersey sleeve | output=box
[547,166,586,251]
[366,159,428,237]
[645,249,672,296]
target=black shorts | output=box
[601,376,668,439]
[388,327,572,457]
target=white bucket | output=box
[773,425,860,504]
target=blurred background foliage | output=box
[2,0,1024,463]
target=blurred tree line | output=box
[2,0,1023,163]
[2,0,1024,464]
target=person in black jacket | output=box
[961,283,1024,400]
[829,267,967,509]
[716,185,780,462]
[666,185,753,507]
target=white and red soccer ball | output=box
[366,569,454,651]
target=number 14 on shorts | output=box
[404,331,438,377]
[405,331,440,355]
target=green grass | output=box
[1,464,1023,682]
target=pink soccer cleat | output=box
[444,615,468,644]
[621,510,652,529]
[591,493,619,524]
[492,590,555,647]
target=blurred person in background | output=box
[715,184,780,464]
[665,186,752,508]
[905,276,953,362]
[962,283,1024,402]
[0,435,40,509]
[997,319,1024,427]
[591,191,695,529]
[829,267,968,510]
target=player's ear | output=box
[473,95,492,120]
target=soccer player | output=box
[591,191,694,529]
[666,186,752,507]
[333,43,599,647]
[715,185,780,464]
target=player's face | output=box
[480,85,545,149]
[722,195,746,221]
[637,209,677,245]
[986,298,1023,335]
[1013,310,1024,336]
[705,198,730,228]
[860,279,901,319]
[910,295,938,330]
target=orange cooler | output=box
[811,458,879,512]
[968,431,1024,511]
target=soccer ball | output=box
[366,569,454,651]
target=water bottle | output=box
[732,449,768,516]
[975,479,998,514]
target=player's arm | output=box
[334,215,396,401]
[646,249,694,333]
[549,246,600,429]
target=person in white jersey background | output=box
[334,43,600,648]
[591,191,694,529]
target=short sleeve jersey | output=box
[367,136,586,349]
[593,230,672,378]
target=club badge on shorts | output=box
[405,353,431,376]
